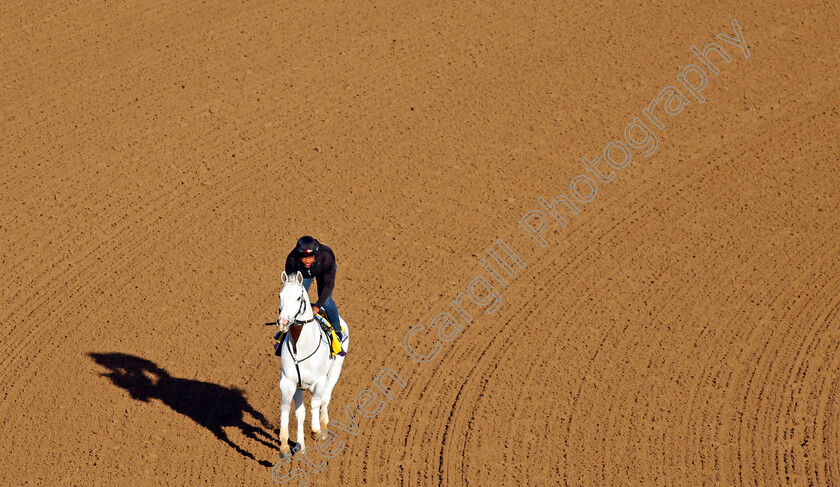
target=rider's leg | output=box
[321,295,343,341]
[303,276,343,342]
[301,277,322,320]
[301,277,314,292]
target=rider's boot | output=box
[333,323,346,356]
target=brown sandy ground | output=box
[1,1,838,485]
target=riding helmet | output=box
[295,235,319,256]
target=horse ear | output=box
[296,271,303,284]
[281,271,287,283]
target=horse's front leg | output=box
[321,351,346,432]
[309,384,324,440]
[278,378,296,459]
[294,388,306,451]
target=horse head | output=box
[276,271,313,333]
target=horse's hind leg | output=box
[294,388,306,451]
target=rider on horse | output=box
[285,236,345,347]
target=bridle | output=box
[279,282,315,327]
[278,282,327,389]
[290,285,315,327]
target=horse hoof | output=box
[279,450,291,460]
[311,431,320,441]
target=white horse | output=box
[275,271,349,459]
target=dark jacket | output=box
[284,243,337,309]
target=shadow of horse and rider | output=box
[89,352,281,467]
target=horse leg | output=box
[319,379,332,433]
[294,388,306,452]
[278,378,296,459]
[319,400,330,433]
[309,386,323,440]
[321,349,346,431]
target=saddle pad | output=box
[315,314,345,355]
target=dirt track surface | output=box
[2,1,839,485]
